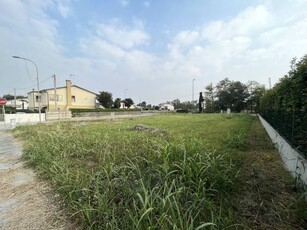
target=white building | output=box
[159,103,175,111]
[6,98,29,110]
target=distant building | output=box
[6,98,28,110]
[27,80,99,111]
[159,103,175,111]
[119,100,126,109]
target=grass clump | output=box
[13,114,304,229]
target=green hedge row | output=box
[70,108,140,114]
[260,54,307,158]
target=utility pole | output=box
[53,75,57,111]
[13,56,41,123]
[14,88,16,108]
[192,79,195,104]
[269,77,271,90]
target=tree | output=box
[113,98,121,108]
[172,99,180,109]
[97,91,113,108]
[215,78,232,111]
[214,78,249,112]
[198,92,204,113]
[260,54,307,156]
[204,79,266,113]
[141,101,146,108]
[246,81,266,113]
[2,94,24,100]
[124,98,134,108]
[137,101,147,108]
[227,81,249,112]
[204,83,215,113]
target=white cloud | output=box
[166,2,307,87]
[202,5,271,42]
[80,37,125,59]
[174,30,200,46]
[95,20,150,49]
[55,0,73,18]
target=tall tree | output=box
[215,78,232,110]
[172,99,181,109]
[247,81,266,113]
[97,91,113,108]
[207,78,250,113]
[113,98,121,108]
[227,81,249,112]
[124,98,134,108]
[204,83,215,113]
[198,92,204,113]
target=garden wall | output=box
[46,111,72,121]
[258,115,307,185]
[4,113,46,127]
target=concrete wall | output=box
[46,110,72,121]
[258,115,307,185]
[4,113,45,126]
[72,111,142,118]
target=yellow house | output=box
[28,80,99,111]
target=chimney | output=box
[66,80,72,109]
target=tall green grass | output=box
[14,114,253,229]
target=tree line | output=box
[203,78,266,113]
[97,91,135,109]
[200,54,306,156]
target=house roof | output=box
[28,85,98,96]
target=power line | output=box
[0,75,53,91]
[24,60,35,82]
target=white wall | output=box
[258,115,307,185]
[4,113,46,126]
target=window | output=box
[35,95,41,102]
[49,94,62,101]
[72,95,76,102]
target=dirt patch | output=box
[230,118,306,229]
[0,132,78,230]
[130,124,170,138]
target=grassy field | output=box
[13,114,306,229]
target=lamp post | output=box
[13,56,41,123]
[192,79,195,105]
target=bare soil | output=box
[0,132,78,230]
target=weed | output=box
[13,114,262,229]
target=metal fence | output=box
[261,108,307,158]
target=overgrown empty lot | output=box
[13,114,306,229]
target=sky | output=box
[1,0,307,105]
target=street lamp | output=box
[12,56,41,123]
[192,79,195,104]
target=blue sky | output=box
[1,0,307,104]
